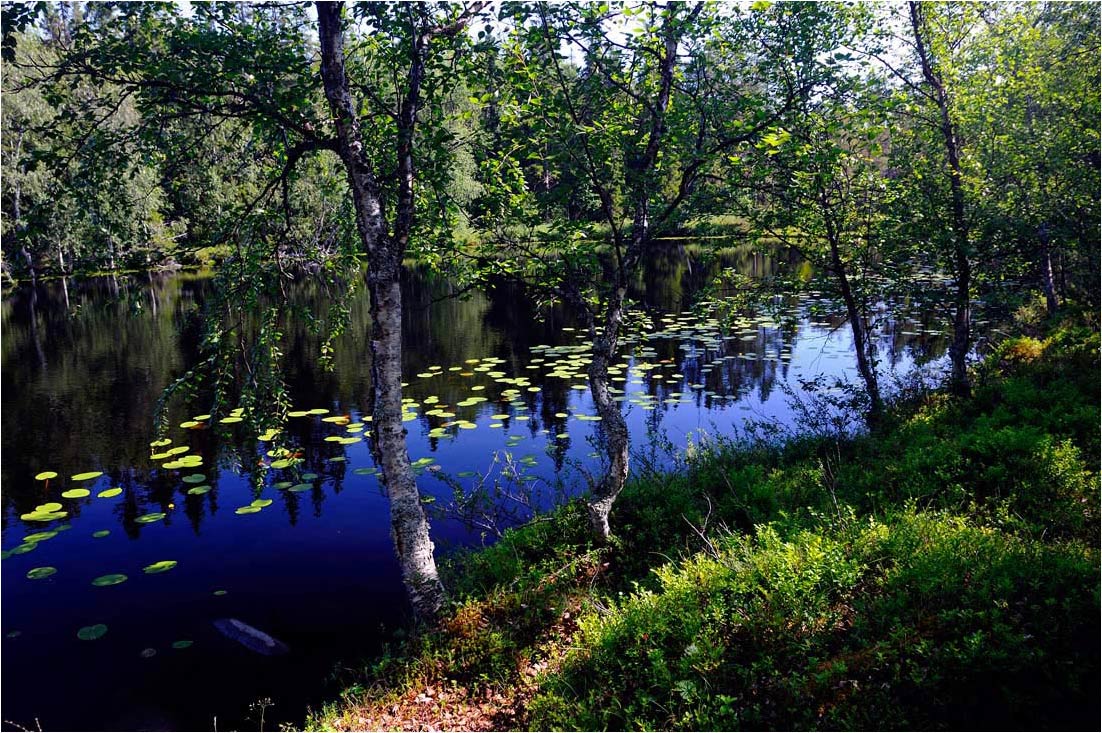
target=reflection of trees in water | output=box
[2,254,961,536]
[1,273,207,527]
[649,327,787,407]
[627,242,796,313]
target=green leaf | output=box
[77,624,108,641]
[26,566,57,580]
[143,560,178,574]
[92,574,128,587]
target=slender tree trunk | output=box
[910,1,971,397]
[147,267,157,317]
[12,154,36,286]
[317,0,444,622]
[825,225,883,425]
[1038,223,1059,316]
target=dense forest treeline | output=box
[3,2,1098,298]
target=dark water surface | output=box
[1,248,949,730]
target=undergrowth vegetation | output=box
[307,319,1099,731]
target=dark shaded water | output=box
[1,247,950,730]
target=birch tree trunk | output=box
[586,288,630,543]
[317,0,444,622]
[1039,223,1059,317]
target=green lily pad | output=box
[135,512,167,524]
[61,488,91,499]
[327,456,347,463]
[307,408,329,415]
[287,483,312,493]
[140,648,157,658]
[92,573,128,587]
[273,481,293,489]
[97,487,123,498]
[181,474,206,484]
[36,502,63,512]
[1,550,11,560]
[235,506,262,514]
[270,459,294,469]
[220,416,243,424]
[149,439,172,447]
[167,446,190,456]
[250,499,273,508]
[192,414,211,421]
[23,531,57,543]
[11,543,38,555]
[171,640,193,649]
[71,471,103,482]
[456,471,477,478]
[19,511,65,523]
[213,589,228,596]
[179,420,199,428]
[301,472,319,481]
[26,566,57,580]
[34,471,58,481]
[288,410,309,418]
[187,485,212,496]
[353,467,378,476]
[143,560,178,574]
[92,530,110,538]
[77,624,108,641]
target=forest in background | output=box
[3,1,1097,296]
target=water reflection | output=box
[1,246,951,730]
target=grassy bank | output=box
[307,317,1099,731]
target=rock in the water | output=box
[212,618,290,656]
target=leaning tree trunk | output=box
[825,225,883,426]
[586,287,630,543]
[317,0,444,622]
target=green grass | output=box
[306,319,1100,731]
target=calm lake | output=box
[1,246,950,730]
